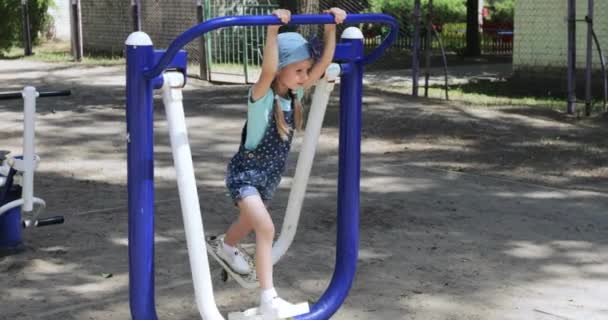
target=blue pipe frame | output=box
[126,14,398,320]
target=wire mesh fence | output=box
[80,0,513,83]
[204,0,277,83]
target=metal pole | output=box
[0,167,22,252]
[131,0,142,31]
[298,33,363,320]
[242,17,249,84]
[584,0,594,116]
[567,0,577,114]
[432,28,450,100]
[424,0,433,97]
[21,0,32,56]
[71,0,83,62]
[196,0,209,81]
[591,28,607,111]
[125,32,159,320]
[412,0,422,97]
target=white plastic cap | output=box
[125,31,153,46]
[341,27,364,40]
[22,86,39,99]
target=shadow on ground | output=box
[1,61,607,319]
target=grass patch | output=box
[206,62,262,74]
[369,77,606,114]
[1,40,124,66]
[447,80,566,109]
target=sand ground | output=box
[1,60,607,320]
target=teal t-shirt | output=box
[245,87,304,150]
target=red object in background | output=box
[482,22,514,42]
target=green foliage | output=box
[428,0,467,24]
[366,0,466,25]
[0,0,53,53]
[362,0,466,39]
[488,0,514,24]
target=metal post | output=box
[298,31,363,320]
[196,0,209,81]
[567,0,577,114]
[125,31,158,320]
[432,28,450,100]
[584,0,594,116]
[0,169,22,251]
[424,0,433,97]
[21,0,32,56]
[71,0,83,62]
[412,0,422,97]
[21,87,37,217]
[242,24,249,84]
[591,28,607,111]
[132,0,142,31]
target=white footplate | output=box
[228,302,310,320]
[7,155,40,172]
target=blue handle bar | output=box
[143,13,399,79]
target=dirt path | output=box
[1,60,607,320]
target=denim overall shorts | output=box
[225,111,294,203]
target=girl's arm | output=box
[251,9,291,101]
[304,8,347,89]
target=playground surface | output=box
[1,59,607,320]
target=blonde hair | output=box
[272,82,304,141]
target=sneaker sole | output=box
[228,302,310,320]
[206,234,258,289]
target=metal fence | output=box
[204,0,277,83]
[80,0,513,83]
[364,24,513,56]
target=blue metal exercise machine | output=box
[125,13,397,320]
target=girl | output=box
[214,7,346,318]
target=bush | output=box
[366,0,466,25]
[0,0,53,53]
[487,0,514,24]
[362,0,466,38]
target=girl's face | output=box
[277,59,313,91]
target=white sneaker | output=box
[259,296,310,319]
[216,241,251,275]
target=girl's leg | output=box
[236,196,307,317]
[223,213,253,247]
[237,194,275,289]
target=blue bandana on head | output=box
[277,32,312,69]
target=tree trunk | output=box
[465,0,481,56]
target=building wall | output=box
[48,0,71,41]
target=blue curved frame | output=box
[126,14,398,320]
[144,14,398,79]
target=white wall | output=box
[48,0,71,41]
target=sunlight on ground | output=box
[109,233,179,247]
[358,248,392,260]
[504,241,555,259]
[361,176,433,193]
[61,273,128,295]
[362,138,473,154]
[24,258,79,276]
[568,167,608,178]
[493,190,604,200]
